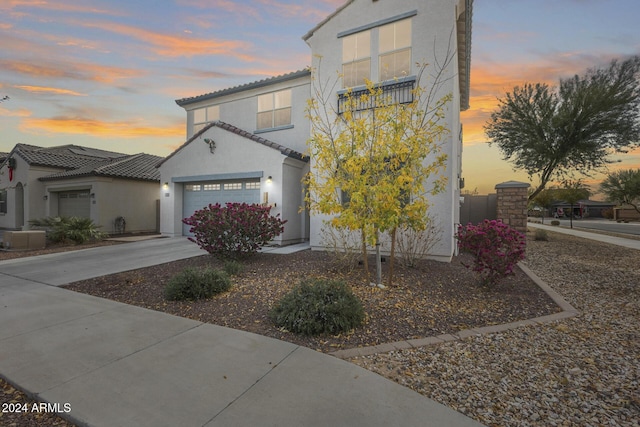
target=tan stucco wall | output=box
[42,177,159,233]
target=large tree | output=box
[305,65,451,285]
[485,56,640,200]
[600,168,640,214]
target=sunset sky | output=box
[1,0,639,197]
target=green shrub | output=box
[550,220,560,226]
[269,279,365,336]
[164,267,231,301]
[223,260,243,276]
[29,216,107,244]
[534,229,548,241]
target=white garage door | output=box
[58,190,91,218]
[182,180,260,235]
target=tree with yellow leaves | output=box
[305,64,451,285]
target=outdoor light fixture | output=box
[163,182,169,190]
[90,193,95,199]
[203,138,216,154]
[266,176,273,184]
[43,195,48,201]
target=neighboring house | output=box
[0,144,162,234]
[160,0,473,260]
[550,199,616,219]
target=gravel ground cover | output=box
[351,231,639,427]
[63,244,557,354]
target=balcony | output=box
[337,77,416,115]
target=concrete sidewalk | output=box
[528,222,640,250]
[0,238,483,427]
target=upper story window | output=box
[193,105,220,133]
[257,89,291,130]
[342,30,371,88]
[379,18,412,81]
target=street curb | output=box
[330,262,580,360]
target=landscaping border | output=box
[330,262,580,359]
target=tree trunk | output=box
[570,203,574,228]
[361,229,369,282]
[388,226,397,286]
[374,228,382,286]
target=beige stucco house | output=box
[0,144,162,234]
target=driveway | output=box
[0,237,483,427]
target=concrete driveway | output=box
[0,237,483,427]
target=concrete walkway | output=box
[528,222,640,250]
[0,237,483,427]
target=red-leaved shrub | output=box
[183,203,286,259]
[455,220,526,286]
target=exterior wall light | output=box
[266,176,272,184]
[163,182,169,190]
[204,138,216,154]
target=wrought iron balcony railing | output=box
[337,78,416,115]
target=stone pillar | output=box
[495,181,530,233]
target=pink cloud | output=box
[76,20,253,60]
[14,85,87,96]
[20,116,184,139]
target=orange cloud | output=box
[77,20,252,60]
[14,85,87,96]
[21,116,184,139]
[0,106,31,117]
[0,0,122,16]
[0,59,144,84]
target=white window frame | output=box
[224,182,242,190]
[378,18,412,81]
[342,30,371,88]
[257,90,292,130]
[193,105,220,134]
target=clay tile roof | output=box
[0,143,160,182]
[175,69,311,107]
[13,144,128,170]
[39,153,162,182]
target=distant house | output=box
[0,144,162,234]
[550,199,616,219]
[159,0,473,260]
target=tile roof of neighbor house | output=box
[157,121,309,168]
[175,69,311,107]
[2,144,161,182]
[39,153,162,182]
[8,144,127,170]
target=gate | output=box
[460,194,497,225]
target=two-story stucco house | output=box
[159,0,472,260]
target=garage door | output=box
[58,190,91,218]
[182,180,260,235]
